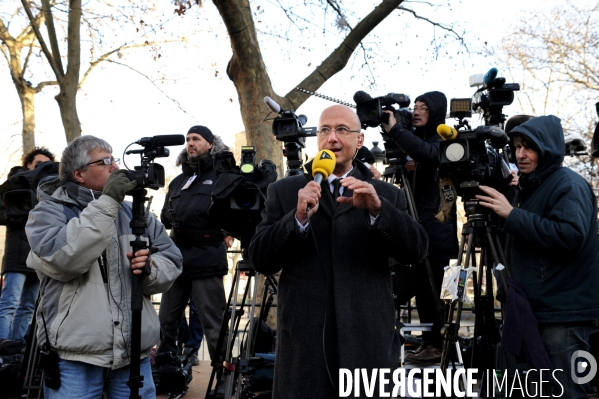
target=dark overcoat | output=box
[248,160,428,399]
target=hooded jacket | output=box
[160,135,229,279]
[25,178,182,368]
[504,115,599,322]
[387,91,458,260]
[0,166,34,275]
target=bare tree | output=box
[500,0,599,192]
[172,0,467,172]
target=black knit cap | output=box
[187,125,214,144]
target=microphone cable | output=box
[305,197,336,391]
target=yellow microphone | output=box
[307,150,336,213]
[437,124,459,140]
[312,149,336,184]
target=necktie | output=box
[332,178,342,201]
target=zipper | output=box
[540,258,544,282]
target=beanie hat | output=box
[187,125,214,144]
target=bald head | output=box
[319,105,361,130]
[317,104,364,176]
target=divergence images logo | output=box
[571,350,597,385]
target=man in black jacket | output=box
[157,126,230,362]
[476,115,599,398]
[0,147,54,341]
[381,91,459,363]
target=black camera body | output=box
[438,126,512,209]
[124,135,185,189]
[210,147,277,248]
[0,161,60,222]
[271,110,317,146]
[356,93,411,128]
[473,76,520,127]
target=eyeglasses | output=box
[316,126,361,137]
[86,157,120,166]
[413,106,429,113]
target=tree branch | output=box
[285,0,405,109]
[396,5,467,50]
[40,0,64,75]
[19,0,64,82]
[34,80,58,93]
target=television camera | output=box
[209,146,276,249]
[0,161,59,223]
[263,96,317,176]
[353,91,413,168]
[437,69,517,211]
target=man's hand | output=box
[102,170,137,203]
[380,110,397,133]
[128,248,151,275]
[369,164,382,180]
[509,170,519,187]
[296,181,321,225]
[475,185,514,218]
[225,235,235,248]
[337,177,382,216]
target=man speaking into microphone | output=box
[249,104,428,399]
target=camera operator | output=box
[0,147,54,342]
[156,125,231,365]
[381,91,459,363]
[475,115,599,398]
[25,136,182,398]
[249,104,428,398]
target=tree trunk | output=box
[55,77,81,143]
[19,86,36,153]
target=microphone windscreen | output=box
[312,149,336,180]
[483,67,498,85]
[353,90,373,104]
[437,124,458,140]
[263,96,281,113]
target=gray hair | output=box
[59,135,113,183]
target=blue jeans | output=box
[538,321,591,399]
[44,357,155,399]
[0,272,39,341]
[178,296,204,353]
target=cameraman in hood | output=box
[381,91,459,363]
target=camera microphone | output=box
[307,149,336,212]
[353,90,373,104]
[483,67,498,86]
[437,124,458,140]
[135,135,185,147]
[264,96,282,113]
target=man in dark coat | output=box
[0,147,54,341]
[157,126,230,362]
[381,91,459,362]
[476,115,599,398]
[248,105,428,399]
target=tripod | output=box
[205,248,276,399]
[439,201,510,380]
[382,163,445,351]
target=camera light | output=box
[445,143,466,162]
[450,99,472,114]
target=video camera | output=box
[123,135,185,189]
[210,146,277,248]
[437,69,517,213]
[353,90,413,169]
[0,161,59,222]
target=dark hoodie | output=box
[387,91,458,260]
[504,115,599,322]
[160,135,229,279]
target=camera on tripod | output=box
[0,161,59,222]
[437,69,517,213]
[210,146,277,248]
[124,135,186,189]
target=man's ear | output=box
[357,133,364,148]
[72,170,85,185]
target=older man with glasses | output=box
[25,135,182,398]
[249,104,428,399]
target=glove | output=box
[102,169,137,203]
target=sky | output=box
[0,0,585,211]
